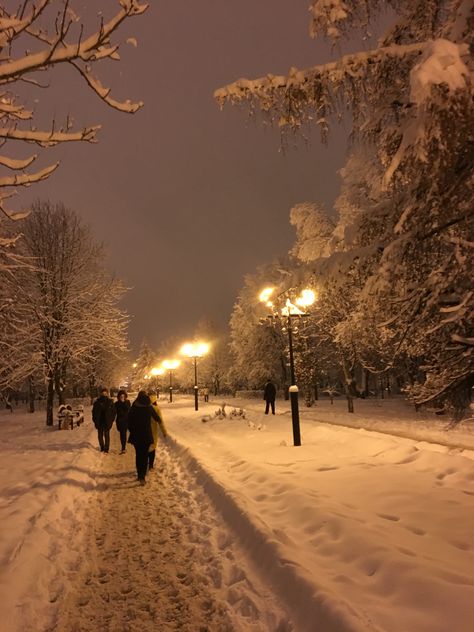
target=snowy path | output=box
[52,434,292,632]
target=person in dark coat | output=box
[92,387,116,453]
[263,380,277,415]
[114,389,131,454]
[127,390,160,485]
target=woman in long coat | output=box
[114,389,131,454]
[127,391,160,485]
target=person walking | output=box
[114,389,131,454]
[263,380,277,415]
[127,390,160,485]
[92,387,116,453]
[148,392,168,470]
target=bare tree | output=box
[0,0,147,254]
[0,200,128,425]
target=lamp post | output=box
[259,287,316,446]
[180,342,210,411]
[150,367,164,397]
[162,359,181,403]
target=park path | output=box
[51,433,292,632]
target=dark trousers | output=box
[134,442,149,481]
[118,428,127,451]
[148,449,155,469]
[98,427,110,452]
[265,400,275,414]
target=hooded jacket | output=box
[127,392,159,446]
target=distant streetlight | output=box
[150,366,164,396]
[180,342,210,411]
[259,287,316,446]
[162,359,181,403]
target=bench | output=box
[58,404,85,430]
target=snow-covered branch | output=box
[215,43,425,133]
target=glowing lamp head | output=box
[162,359,180,371]
[180,342,210,358]
[151,367,164,377]
[195,342,210,357]
[259,287,275,304]
[295,288,316,308]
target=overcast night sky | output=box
[23,0,353,353]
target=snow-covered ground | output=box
[1,397,473,631]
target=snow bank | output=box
[0,408,101,631]
[166,397,474,632]
[1,398,473,632]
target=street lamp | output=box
[259,287,316,446]
[180,342,210,411]
[150,367,164,397]
[162,359,181,403]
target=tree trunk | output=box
[340,357,355,414]
[89,377,95,405]
[46,376,54,426]
[28,376,35,413]
[55,369,65,405]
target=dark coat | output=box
[114,399,131,432]
[127,401,159,447]
[263,381,277,402]
[92,395,116,430]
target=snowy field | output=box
[0,397,473,632]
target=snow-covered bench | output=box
[58,404,85,430]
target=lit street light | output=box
[162,359,181,403]
[150,366,164,397]
[180,342,210,411]
[259,287,316,446]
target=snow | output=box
[1,397,473,631]
[409,39,470,106]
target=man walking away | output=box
[127,391,161,485]
[92,388,116,453]
[263,380,277,415]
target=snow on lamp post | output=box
[259,287,316,447]
[180,342,210,411]
[162,359,181,403]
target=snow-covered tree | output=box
[0,0,147,259]
[216,1,473,418]
[289,202,335,263]
[131,339,156,391]
[193,318,232,395]
[229,262,293,391]
[0,200,129,424]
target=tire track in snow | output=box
[51,439,293,632]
